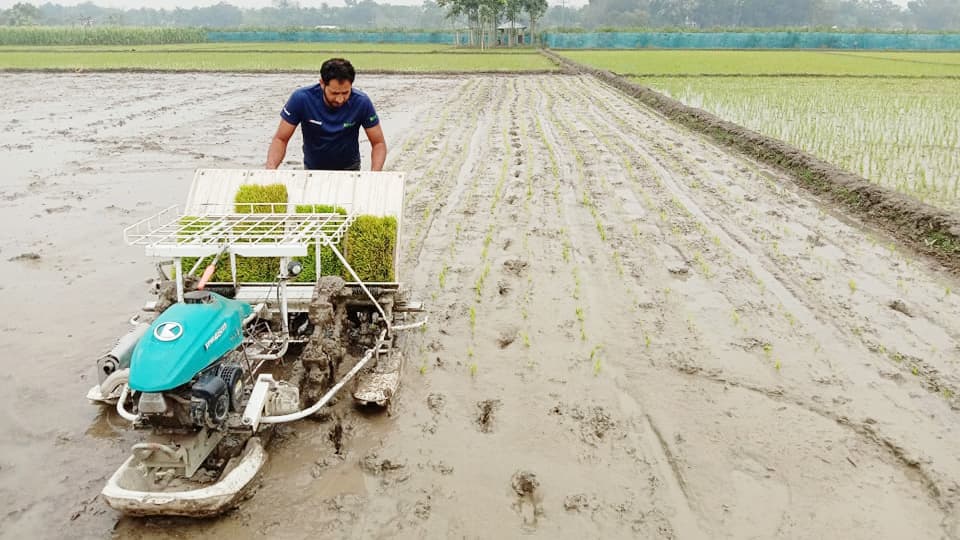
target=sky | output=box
[0,0,912,10]
[6,0,593,9]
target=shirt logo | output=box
[308,119,323,126]
[369,115,377,122]
[154,322,183,342]
[343,122,355,128]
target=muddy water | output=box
[1,73,958,539]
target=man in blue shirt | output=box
[266,58,386,171]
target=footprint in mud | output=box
[552,403,620,446]
[360,450,409,486]
[427,393,445,415]
[497,327,517,349]
[44,205,72,214]
[476,399,502,433]
[511,470,543,529]
[503,259,528,277]
[563,493,600,513]
[8,252,41,263]
[329,420,344,455]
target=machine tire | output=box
[218,365,245,412]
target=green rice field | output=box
[642,76,960,211]
[0,46,555,71]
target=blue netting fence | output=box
[543,32,960,50]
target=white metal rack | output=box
[123,203,356,259]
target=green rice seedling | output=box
[596,221,607,242]
[572,268,581,300]
[294,204,347,282]
[521,331,530,348]
[763,343,773,357]
[438,265,448,289]
[848,279,857,293]
[469,363,478,377]
[182,183,288,283]
[612,251,625,277]
[344,215,397,282]
[469,306,476,332]
[731,310,740,326]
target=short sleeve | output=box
[360,95,379,129]
[280,90,302,125]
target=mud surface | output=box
[2,72,960,539]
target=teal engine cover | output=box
[129,292,253,392]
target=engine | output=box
[136,363,245,430]
[127,290,253,430]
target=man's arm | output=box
[266,119,297,169]
[364,124,387,172]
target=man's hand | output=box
[365,124,387,172]
[266,120,297,169]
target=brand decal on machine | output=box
[154,322,183,342]
[205,322,228,350]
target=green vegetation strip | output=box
[545,50,960,270]
[560,50,960,77]
[0,49,556,72]
[0,26,205,45]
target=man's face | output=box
[321,78,352,109]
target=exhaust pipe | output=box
[97,323,150,386]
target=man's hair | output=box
[321,58,356,84]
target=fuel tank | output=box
[129,291,252,392]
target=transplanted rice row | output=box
[403,80,491,260]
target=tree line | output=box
[1,0,957,32]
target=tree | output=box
[523,0,548,44]
[4,2,42,26]
[908,0,960,30]
[505,0,523,44]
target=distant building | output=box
[497,22,527,46]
